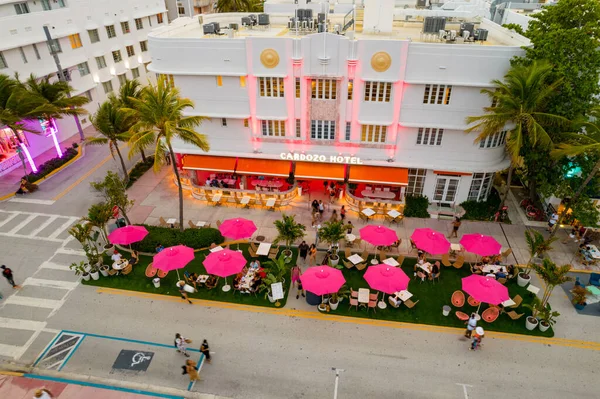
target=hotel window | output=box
[19,47,28,64]
[135,18,144,30]
[347,79,353,100]
[221,118,227,127]
[261,120,285,137]
[32,44,41,60]
[131,67,140,79]
[406,169,426,196]
[364,81,391,102]
[41,0,51,10]
[416,128,444,146]
[361,125,387,144]
[88,29,100,43]
[14,2,30,14]
[112,50,122,63]
[121,21,130,34]
[140,40,148,52]
[47,39,62,54]
[117,73,127,85]
[296,119,301,138]
[148,16,152,27]
[69,34,82,49]
[126,45,135,57]
[311,120,336,140]
[177,2,186,15]
[102,81,113,94]
[62,69,71,81]
[83,90,93,102]
[216,76,223,87]
[295,78,301,98]
[423,84,452,104]
[240,76,246,88]
[0,52,8,69]
[157,13,164,24]
[345,122,351,140]
[77,62,90,76]
[479,131,507,149]
[259,77,284,98]
[468,173,494,201]
[244,119,249,128]
[96,56,107,69]
[312,79,337,100]
[106,25,116,39]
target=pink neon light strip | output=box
[20,142,38,173]
[50,126,63,158]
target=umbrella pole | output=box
[176,269,181,280]
[476,302,482,315]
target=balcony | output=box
[194,0,213,8]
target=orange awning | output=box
[349,165,408,186]
[236,158,291,177]
[183,155,236,172]
[295,162,346,181]
[434,170,472,176]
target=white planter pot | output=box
[84,264,92,273]
[100,266,109,277]
[268,294,276,303]
[90,271,100,280]
[330,300,339,310]
[517,273,531,287]
[329,256,340,266]
[539,321,550,332]
[525,316,539,331]
[82,273,91,281]
[103,244,114,253]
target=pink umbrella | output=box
[219,218,257,240]
[411,228,450,254]
[108,225,148,245]
[460,234,502,257]
[462,275,509,306]
[203,249,247,292]
[359,225,398,247]
[300,266,346,296]
[364,264,409,294]
[153,245,195,280]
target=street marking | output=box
[0,317,46,331]
[96,287,600,351]
[3,296,63,309]
[457,383,473,399]
[48,217,78,240]
[7,214,37,235]
[39,261,72,271]
[35,332,85,371]
[22,277,78,290]
[0,232,63,243]
[0,212,18,228]
[30,215,59,237]
[188,353,205,391]
[0,343,22,358]
[8,198,55,205]
[55,247,85,256]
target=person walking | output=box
[298,241,309,264]
[346,221,353,234]
[177,281,193,304]
[1,265,19,288]
[308,244,317,266]
[330,210,338,222]
[175,333,191,357]
[291,264,305,299]
[340,205,346,221]
[449,217,461,238]
[185,359,200,381]
[470,327,485,350]
[464,313,477,338]
[547,212,559,232]
[33,388,53,398]
[318,200,325,220]
[323,180,329,194]
[315,225,321,246]
[200,339,211,363]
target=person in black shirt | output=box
[1,265,18,288]
[298,241,309,264]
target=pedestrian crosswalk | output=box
[0,210,78,243]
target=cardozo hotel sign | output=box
[280,152,363,164]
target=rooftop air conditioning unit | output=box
[241,17,252,27]
[423,16,446,33]
[212,22,220,33]
[460,22,475,36]
[318,23,326,33]
[248,14,258,25]
[305,9,313,19]
[203,23,215,35]
[258,14,270,26]
[474,29,488,41]
[229,23,239,31]
[317,12,326,23]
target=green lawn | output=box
[332,254,553,337]
[82,244,295,308]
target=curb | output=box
[0,365,232,399]
[0,145,84,202]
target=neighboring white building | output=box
[0,0,167,160]
[164,0,216,22]
[148,0,531,206]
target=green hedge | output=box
[126,156,155,188]
[460,188,505,221]
[404,195,430,218]
[135,224,225,252]
[23,146,78,181]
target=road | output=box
[0,143,598,399]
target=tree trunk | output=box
[113,140,129,183]
[168,143,184,232]
[140,148,147,162]
[528,178,537,202]
[498,163,514,211]
[548,159,600,240]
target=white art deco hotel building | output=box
[147,0,529,211]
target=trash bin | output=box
[442,305,451,316]
[153,278,160,288]
[116,218,126,228]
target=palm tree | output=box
[111,79,147,161]
[216,0,261,12]
[127,76,209,231]
[549,106,600,239]
[273,214,306,258]
[530,258,572,313]
[86,99,135,181]
[465,61,568,210]
[21,75,89,141]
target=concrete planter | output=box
[517,273,531,287]
[525,316,539,331]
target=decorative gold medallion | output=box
[260,49,280,68]
[371,52,392,72]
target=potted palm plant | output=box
[531,257,571,307]
[523,297,542,330]
[68,222,102,280]
[537,306,560,333]
[273,214,306,263]
[70,261,91,281]
[570,285,588,310]
[84,202,113,252]
[519,231,558,286]
[329,284,350,310]
[317,221,347,266]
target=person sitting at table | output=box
[492,255,501,265]
[210,178,219,187]
[111,250,123,263]
[507,264,516,279]
[256,267,267,279]
[417,252,426,265]
[430,261,440,280]
[205,177,211,186]
[129,250,139,265]
[389,294,401,308]
[250,260,260,270]
[495,269,507,280]
[205,275,217,290]
[481,256,491,264]
[472,262,483,274]
[156,244,165,253]
[186,272,200,289]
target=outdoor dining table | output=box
[383,257,399,266]
[166,218,177,225]
[361,208,376,217]
[482,264,507,274]
[345,234,356,242]
[418,262,432,274]
[586,285,600,304]
[265,198,276,207]
[112,259,129,271]
[252,180,283,188]
[212,193,223,204]
[387,209,402,219]
[450,243,463,253]
[257,242,272,256]
[501,298,516,307]
[526,284,540,295]
[394,290,413,302]
[361,190,396,199]
[240,196,251,206]
[348,254,364,265]
[239,269,257,291]
[210,246,224,253]
[358,288,370,305]
[196,275,209,284]
[587,244,600,259]
[196,221,207,227]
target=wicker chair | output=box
[482,307,500,323]
[451,290,465,307]
[467,296,481,307]
[355,262,367,271]
[506,311,524,320]
[404,299,419,309]
[442,253,452,267]
[343,260,355,269]
[145,264,157,278]
[453,255,465,269]
[455,311,469,321]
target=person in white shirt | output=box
[547,212,559,232]
[111,250,122,263]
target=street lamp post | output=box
[43,25,85,142]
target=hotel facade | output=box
[148,0,530,209]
